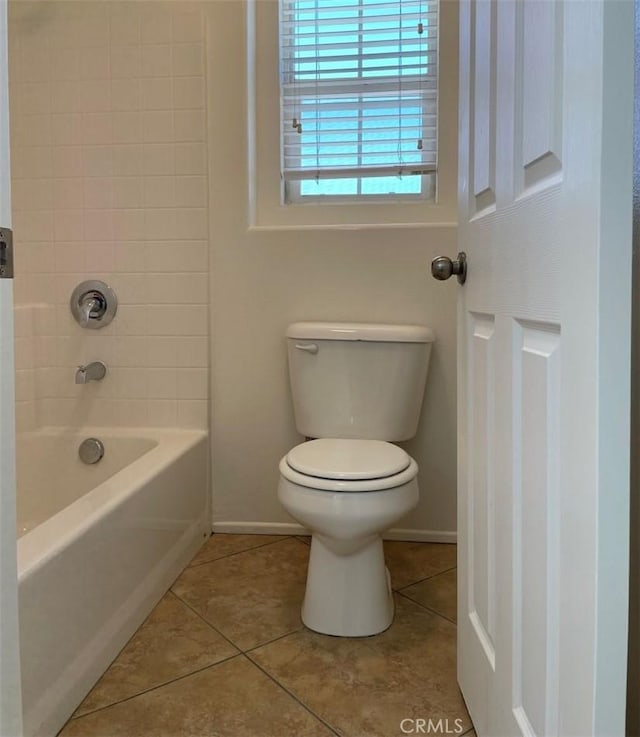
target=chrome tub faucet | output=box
[75,361,107,385]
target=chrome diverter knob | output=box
[70,280,118,329]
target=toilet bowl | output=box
[278,438,419,636]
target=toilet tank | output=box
[286,322,435,441]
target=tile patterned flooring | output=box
[59,534,472,737]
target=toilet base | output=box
[301,534,394,637]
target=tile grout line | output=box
[171,535,312,654]
[168,588,247,653]
[243,652,342,737]
[171,585,308,657]
[69,652,244,722]
[395,590,457,627]
[243,625,306,654]
[187,535,297,569]
[393,564,458,593]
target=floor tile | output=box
[400,568,457,622]
[250,594,471,737]
[60,656,335,737]
[172,537,309,651]
[188,533,288,567]
[384,541,457,589]
[74,592,238,717]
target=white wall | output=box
[206,0,460,540]
[9,0,209,432]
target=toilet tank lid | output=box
[286,322,435,343]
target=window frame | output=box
[279,0,438,203]
[248,0,458,229]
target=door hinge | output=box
[0,227,14,279]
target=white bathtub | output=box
[16,427,209,737]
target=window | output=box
[279,0,439,202]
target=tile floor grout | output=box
[244,652,343,737]
[168,587,247,654]
[73,650,341,736]
[394,564,458,593]
[170,579,309,659]
[395,590,457,627]
[186,535,294,569]
[69,652,244,722]
[244,625,306,654]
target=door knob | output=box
[431,252,467,285]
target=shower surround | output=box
[9,0,210,432]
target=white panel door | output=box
[457,1,633,736]
[0,1,22,734]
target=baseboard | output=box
[383,528,457,544]
[211,521,457,544]
[212,521,307,536]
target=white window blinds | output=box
[279,0,438,185]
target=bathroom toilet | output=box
[278,322,434,637]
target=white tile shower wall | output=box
[9,1,209,431]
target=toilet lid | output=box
[286,439,410,481]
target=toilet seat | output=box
[281,439,418,493]
[287,439,410,480]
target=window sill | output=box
[248,197,457,230]
[247,220,457,233]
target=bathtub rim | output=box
[17,426,208,580]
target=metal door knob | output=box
[431,252,467,285]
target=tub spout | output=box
[75,361,107,384]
